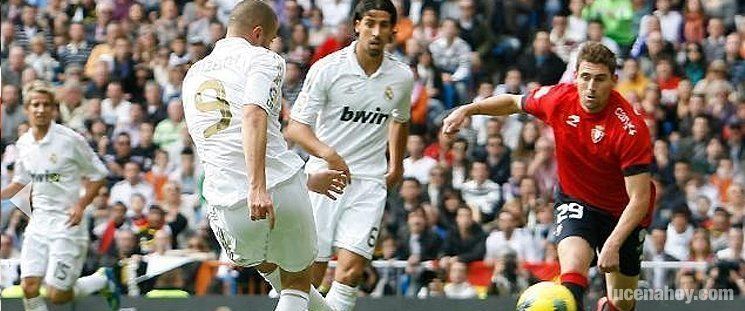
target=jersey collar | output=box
[346,41,388,79]
[31,122,56,145]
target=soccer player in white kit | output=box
[286,1,414,310]
[181,2,344,310]
[0,81,118,311]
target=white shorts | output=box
[20,232,88,291]
[206,171,317,272]
[310,178,386,261]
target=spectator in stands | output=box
[666,207,695,260]
[517,30,564,86]
[683,0,706,44]
[85,22,122,77]
[461,161,501,222]
[145,149,172,202]
[154,99,185,151]
[703,18,727,62]
[399,210,443,265]
[439,206,486,267]
[443,261,477,299]
[644,227,679,289]
[93,202,131,257]
[133,123,157,170]
[429,18,471,108]
[404,134,439,185]
[710,207,732,251]
[0,233,20,288]
[689,228,714,262]
[683,42,707,85]
[162,181,197,231]
[716,226,745,261]
[1,45,26,86]
[487,252,532,296]
[110,161,155,208]
[0,84,24,145]
[169,147,198,195]
[485,211,538,264]
[482,135,511,185]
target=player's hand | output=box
[385,167,403,188]
[323,151,351,183]
[597,244,620,273]
[442,107,468,138]
[66,204,84,227]
[249,189,275,229]
[307,170,348,200]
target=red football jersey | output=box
[523,83,655,226]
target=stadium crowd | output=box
[2,0,745,301]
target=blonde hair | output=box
[23,80,58,108]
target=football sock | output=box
[325,281,357,311]
[23,296,49,311]
[275,289,309,311]
[260,268,334,311]
[561,272,588,311]
[74,272,109,297]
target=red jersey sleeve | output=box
[616,109,653,176]
[521,84,569,124]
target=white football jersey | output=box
[291,42,414,180]
[12,122,108,238]
[183,37,304,207]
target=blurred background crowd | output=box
[2,0,745,301]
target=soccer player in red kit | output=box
[443,42,653,311]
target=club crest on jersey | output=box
[384,86,394,101]
[591,125,605,143]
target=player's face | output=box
[25,92,56,128]
[575,60,617,113]
[355,10,394,58]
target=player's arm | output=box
[386,121,409,188]
[286,60,350,179]
[285,120,349,177]
[243,104,274,228]
[1,182,26,200]
[598,172,651,272]
[242,54,281,229]
[442,94,523,137]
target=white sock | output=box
[325,281,357,311]
[74,272,109,297]
[23,296,49,311]
[276,289,309,311]
[260,269,334,311]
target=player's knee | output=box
[21,278,41,298]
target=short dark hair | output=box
[353,0,397,26]
[575,42,617,74]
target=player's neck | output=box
[355,44,383,76]
[32,124,51,141]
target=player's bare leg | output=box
[558,236,594,310]
[326,249,367,311]
[258,262,335,311]
[599,272,639,311]
[311,261,329,288]
[21,277,47,311]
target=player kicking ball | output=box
[182,1,347,310]
[443,42,654,311]
[1,81,119,311]
[286,0,414,310]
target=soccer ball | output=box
[516,282,577,311]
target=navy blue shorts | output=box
[552,192,646,276]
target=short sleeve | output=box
[618,119,653,176]
[73,134,108,181]
[11,158,31,185]
[522,84,562,123]
[290,60,329,125]
[244,53,283,113]
[391,72,414,123]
